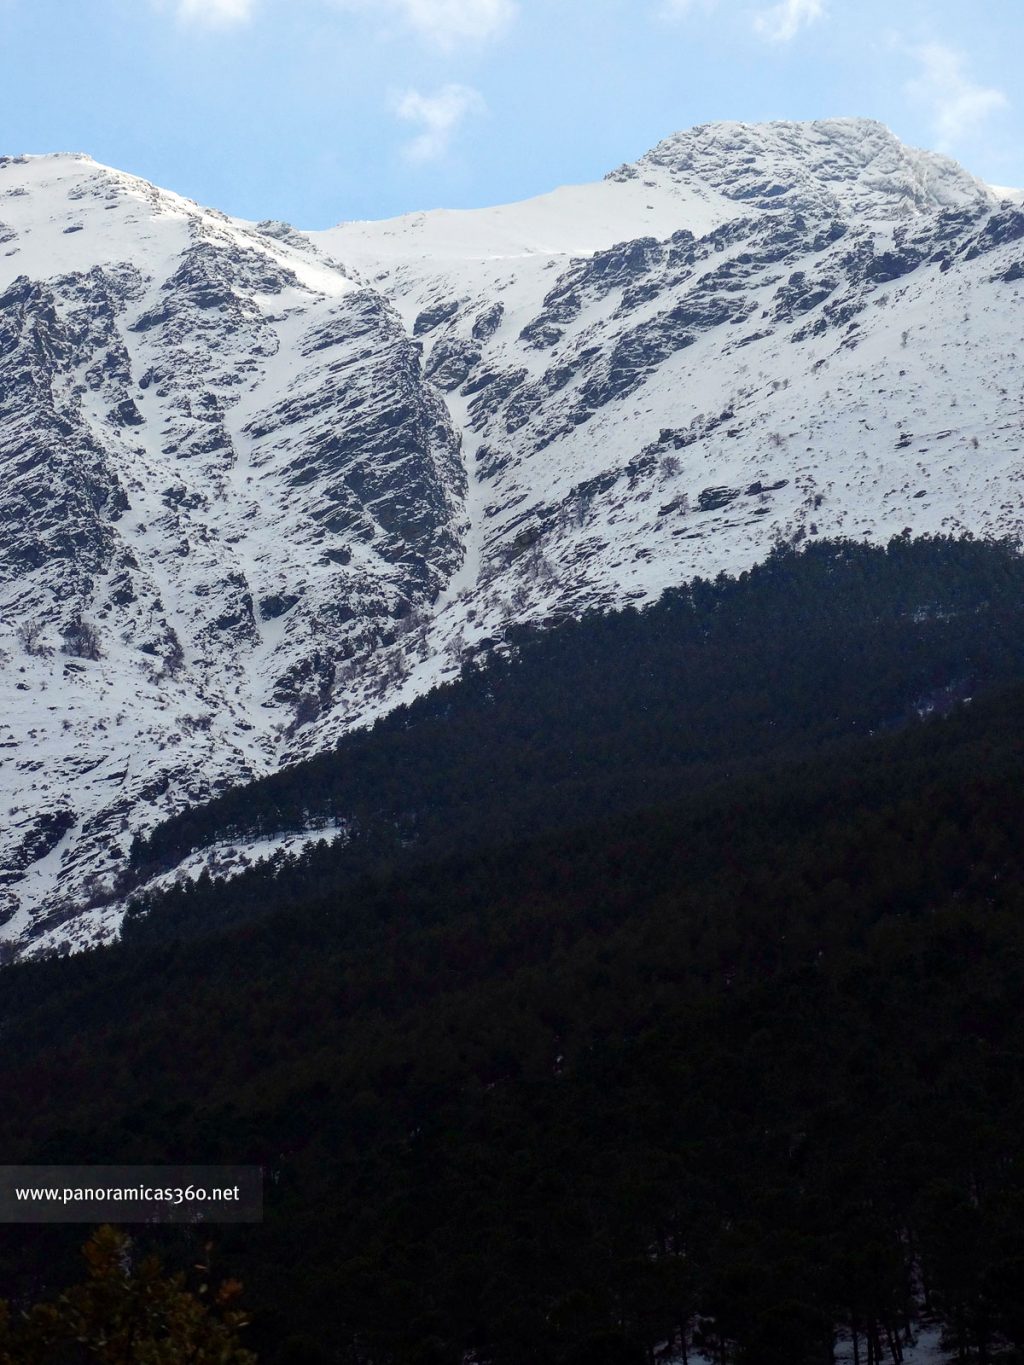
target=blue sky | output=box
[1,0,1019,226]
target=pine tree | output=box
[0,1226,256,1363]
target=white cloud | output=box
[164,0,514,43]
[158,0,521,44]
[173,0,255,23]
[752,0,824,43]
[659,0,714,14]
[660,0,823,42]
[397,0,515,46]
[334,0,515,49]
[905,42,1008,147]
[394,83,486,162]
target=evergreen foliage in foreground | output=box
[2,538,1024,1362]
[0,1226,254,1363]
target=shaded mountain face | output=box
[0,118,1022,955]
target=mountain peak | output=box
[2,119,1024,955]
[7,150,97,166]
[610,117,996,220]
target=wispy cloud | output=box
[334,0,516,49]
[905,42,1009,147]
[165,0,515,44]
[397,0,515,47]
[173,0,255,24]
[659,0,715,15]
[752,0,824,43]
[660,0,824,43]
[393,83,486,162]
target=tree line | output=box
[2,536,1024,1362]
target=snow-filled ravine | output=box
[0,117,1022,955]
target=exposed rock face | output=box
[0,153,465,952]
[608,118,996,218]
[1,120,1023,954]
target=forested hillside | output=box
[2,538,1024,1363]
[5,123,1024,952]
[124,534,1024,940]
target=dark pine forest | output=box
[3,537,1024,1365]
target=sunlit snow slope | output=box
[1,118,1023,954]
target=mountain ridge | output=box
[1,120,1023,955]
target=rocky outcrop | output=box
[0,153,468,953]
[1,120,1023,954]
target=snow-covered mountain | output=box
[1,118,1022,956]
